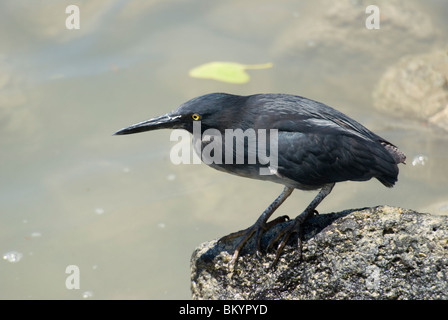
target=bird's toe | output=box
[268,217,306,267]
[219,215,292,269]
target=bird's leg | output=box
[219,186,294,269]
[268,183,335,267]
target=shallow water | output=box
[1,0,447,299]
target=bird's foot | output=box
[219,215,289,270]
[267,210,312,267]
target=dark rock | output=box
[191,206,448,299]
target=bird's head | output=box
[114,93,243,135]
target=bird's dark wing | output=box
[275,131,398,188]
[245,94,400,188]
[249,94,379,140]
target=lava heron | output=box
[114,93,406,268]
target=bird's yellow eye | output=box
[191,114,200,121]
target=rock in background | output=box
[191,206,448,299]
[373,49,448,133]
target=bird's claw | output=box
[218,214,290,270]
[267,214,308,267]
[266,215,290,227]
[218,221,264,271]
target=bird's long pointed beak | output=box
[113,113,182,135]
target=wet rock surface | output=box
[191,206,448,299]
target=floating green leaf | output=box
[189,62,273,84]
